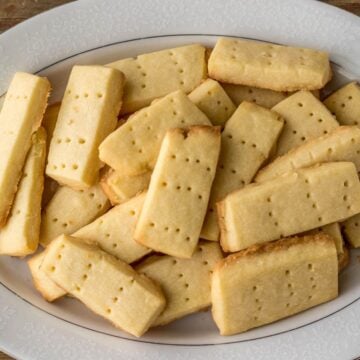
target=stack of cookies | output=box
[0,37,359,337]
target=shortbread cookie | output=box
[41,235,166,337]
[342,213,360,248]
[272,91,338,157]
[222,83,288,108]
[40,184,110,247]
[135,126,220,258]
[305,222,344,255]
[108,44,206,114]
[0,72,50,226]
[208,37,331,91]
[211,234,338,335]
[0,128,46,256]
[100,168,151,205]
[338,246,350,272]
[218,162,360,252]
[324,82,360,126]
[46,66,124,189]
[136,241,222,326]
[99,90,211,176]
[188,79,236,126]
[222,84,320,108]
[201,101,283,241]
[28,251,66,302]
[256,126,360,182]
[73,193,151,263]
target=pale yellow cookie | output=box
[338,246,350,272]
[41,235,166,337]
[100,168,151,205]
[218,162,360,252]
[222,84,320,108]
[188,79,236,126]
[211,234,338,335]
[28,251,66,302]
[272,91,338,157]
[222,83,288,108]
[324,82,360,126]
[342,213,360,248]
[99,90,211,176]
[0,128,46,256]
[305,222,344,255]
[135,126,220,258]
[208,37,331,91]
[73,193,151,263]
[0,72,50,226]
[201,101,283,241]
[46,65,124,189]
[136,241,222,326]
[40,184,110,247]
[256,126,360,182]
[108,44,206,114]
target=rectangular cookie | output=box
[28,251,66,302]
[135,126,221,258]
[324,82,360,126]
[222,83,288,108]
[201,101,284,241]
[211,234,338,335]
[40,184,110,247]
[99,90,211,176]
[100,167,151,205]
[342,213,360,248]
[73,193,151,263]
[0,72,50,226]
[222,84,319,108]
[0,128,46,256]
[338,245,350,272]
[272,91,338,157]
[108,44,206,114]
[218,162,360,252]
[305,222,344,255]
[188,79,236,126]
[136,241,222,326]
[208,37,331,91]
[255,126,360,182]
[41,235,166,337]
[46,65,124,189]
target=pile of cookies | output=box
[0,37,359,337]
